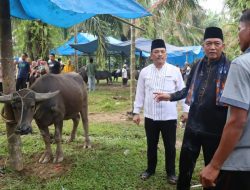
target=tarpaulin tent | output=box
[137,45,204,67]
[65,35,123,54]
[70,38,155,55]
[167,46,204,66]
[130,38,204,67]
[50,33,122,56]
[10,0,151,28]
[50,33,97,56]
[70,37,204,67]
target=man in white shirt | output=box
[122,64,128,86]
[133,39,189,184]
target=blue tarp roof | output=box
[167,46,204,66]
[10,0,151,28]
[51,33,123,55]
[70,37,204,66]
[51,33,97,55]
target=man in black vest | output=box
[154,27,231,190]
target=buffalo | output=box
[95,70,112,84]
[0,73,90,163]
[111,69,121,82]
[111,69,140,81]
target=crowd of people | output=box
[133,9,250,190]
[12,52,76,91]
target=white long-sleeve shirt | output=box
[133,63,189,121]
[122,68,127,78]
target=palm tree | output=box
[137,0,206,46]
[12,19,64,60]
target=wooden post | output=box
[74,26,78,71]
[130,19,136,112]
[0,0,23,171]
[108,56,111,72]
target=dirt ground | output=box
[88,112,138,124]
[0,108,183,182]
[0,154,72,181]
[0,111,135,182]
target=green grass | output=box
[0,82,204,190]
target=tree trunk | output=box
[0,0,23,171]
[130,19,136,112]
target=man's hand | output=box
[199,163,220,188]
[133,114,140,125]
[154,93,171,102]
[180,112,188,123]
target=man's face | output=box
[150,48,167,66]
[21,54,26,61]
[238,21,250,52]
[49,55,55,61]
[203,38,224,61]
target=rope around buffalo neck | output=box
[0,90,33,126]
[0,108,16,124]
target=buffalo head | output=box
[0,89,59,135]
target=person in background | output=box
[133,39,189,185]
[200,9,250,190]
[86,57,96,91]
[154,27,231,190]
[122,64,128,86]
[48,53,61,74]
[58,57,65,71]
[15,53,30,90]
[63,60,75,73]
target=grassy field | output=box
[0,81,204,190]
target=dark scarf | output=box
[185,53,231,106]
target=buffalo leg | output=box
[80,107,91,148]
[38,126,53,163]
[53,120,64,163]
[109,76,112,84]
[67,113,80,142]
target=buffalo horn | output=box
[35,90,59,102]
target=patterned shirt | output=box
[133,63,189,121]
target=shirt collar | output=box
[152,62,167,70]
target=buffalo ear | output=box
[0,94,12,103]
[35,90,60,102]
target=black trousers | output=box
[122,78,128,85]
[177,127,221,190]
[144,117,177,176]
[16,78,27,91]
[214,170,250,190]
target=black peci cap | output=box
[204,27,224,41]
[151,39,166,51]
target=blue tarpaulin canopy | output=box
[51,33,123,55]
[130,38,204,66]
[50,33,97,56]
[70,37,204,67]
[167,46,204,66]
[10,0,151,28]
